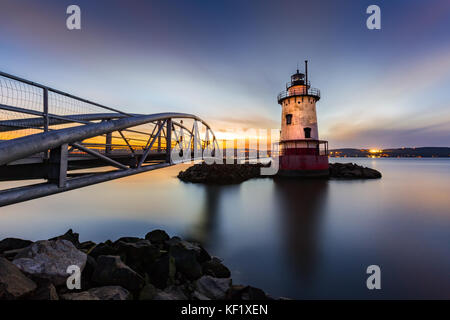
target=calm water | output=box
[0,158,449,299]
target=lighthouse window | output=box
[286,114,293,125]
[304,127,311,138]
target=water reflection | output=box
[0,159,449,298]
[187,185,222,245]
[273,178,328,282]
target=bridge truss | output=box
[0,71,220,207]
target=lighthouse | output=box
[277,61,329,177]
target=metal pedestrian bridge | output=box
[0,71,220,207]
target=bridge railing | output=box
[0,71,128,138]
[0,71,218,163]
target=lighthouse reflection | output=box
[186,184,230,246]
[273,178,328,281]
[188,177,328,284]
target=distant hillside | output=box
[329,147,450,158]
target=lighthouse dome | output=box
[290,70,305,86]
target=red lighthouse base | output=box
[278,142,329,177]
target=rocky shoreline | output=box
[178,163,270,184]
[328,162,382,179]
[178,162,382,184]
[0,229,273,300]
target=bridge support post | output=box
[105,132,112,154]
[166,119,172,164]
[48,144,68,188]
[43,88,49,160]
[157,121,162,153]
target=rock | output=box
[91,255,144,292]
[329,163,382,179]
[12,240,87,286]
[49,229,80,247]
[166,237,211,263]
[153,286,187,300]
[169,243,203,280]
[114,240,160,275]
[29,279,59,300]
[165,236,182,247]
[78,241,96,252]
[0,257,37,300]
[114,237,141,245]
[197,246,212,264]
[1,231,277,300]
[0,238,32,254]
[88,286,131,300]
[80,255,97,289]
[178,163,269,184]
[192,290,211,300]
[232,285,271,300]
[195,276,231,300]
[88,242,118,259]
[2,248,27,261]
[61,291,99,300]
[139,283,157,300]
[179,162,381,182]
[145,230,170,244]
[202,257,231,278]
[148,254,176,289]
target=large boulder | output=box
[153,286,187,300]
[78,241,96,252]
[166,237,211,263]
[91,255,144,292]
[88,242,118,259]
[229,285,271,300]
[80,255,97,289]
[29,279,59,300]
[195,276,231,300]
[192,290,211,300]
[202,257,231,278]
[0,238,32,254]
[114,240,160,275]
[2,248,27,261]
[60,291,98,300]
[0,257,37,300]
[61,286,131,300]
[113,237,141,245]
[12,240,87,286]
[145,230,170,244]
[148,254,176,289]
[88,286,131,300]
[139,283,157,300]
[169,243,203,280]
[49,229,80,247]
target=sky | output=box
[0,0,449,148]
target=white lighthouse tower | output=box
[277,60,329,177]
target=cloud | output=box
[328,121,450,148]
[210,115,279,132]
